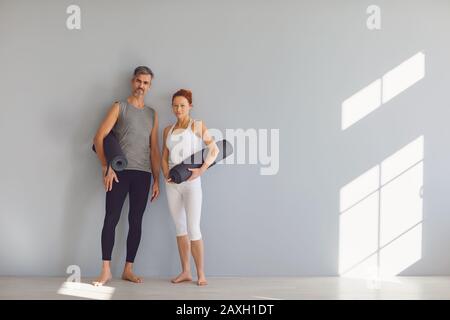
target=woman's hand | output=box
[165,175,175,184]
[187,167,206,181]
[151,182,160,202]
[164,170,175,184]
[102,165,119,192]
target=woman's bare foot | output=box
[121,270,143,283]
[92,269,112,286]
[171,272,193,284]
[197,274,208,286]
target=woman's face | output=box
[172,96,192,120]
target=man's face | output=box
[131,74,152,97]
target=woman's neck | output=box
[176,116,191,128]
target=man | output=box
[92,66,160,285]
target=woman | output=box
[162,89,219,286]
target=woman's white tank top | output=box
[166,119,204,169]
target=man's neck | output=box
[127,96,145,109]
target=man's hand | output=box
[151,182,160,202]
[102,165,119,192]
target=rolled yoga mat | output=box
[169,139,233,184]
[92,131,128,174]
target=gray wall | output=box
[1,0,450,277]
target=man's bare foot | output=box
[121,270,143,283]
[197,276,208,286]
[92,270,112,286]
[171,272,193,284]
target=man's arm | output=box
[150,110,161,183]
[93,102,120,170]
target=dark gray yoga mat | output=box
[168,139,233,184]
[92,131,128,174]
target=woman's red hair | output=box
[172,89,193,105]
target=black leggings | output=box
[101,169,151,263]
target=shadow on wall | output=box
[339,136,424,280]
[339,51,426,281]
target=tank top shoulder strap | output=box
[168,122,176,135]
[190,119,203,147]
[190,118,201,133]
[117,100,126,109]
[114,101,125,121]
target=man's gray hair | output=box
[133,66,154,78]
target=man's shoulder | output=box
[145,105,158,118]
[113,100,126,109]
[145,105,156,111]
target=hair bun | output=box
[172,89,193,104]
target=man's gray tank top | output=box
[112,101,155,173]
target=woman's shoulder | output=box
[191,119,205,136]
[191,119,204,126]
[191,118,204,127]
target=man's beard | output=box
[134,89,144,96]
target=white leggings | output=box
[165,177,203,241]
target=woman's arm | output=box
[194,120,219,172]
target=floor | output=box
[1,276,450,300]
